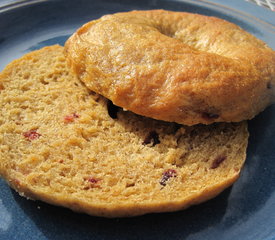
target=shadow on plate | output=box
[10,187,230,240]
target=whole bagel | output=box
[65,10,275,125]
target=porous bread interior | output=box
[0,45,248,217]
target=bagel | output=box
[0,45,248,217]
[65,9,275,125]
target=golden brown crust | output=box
[65,9,275,125]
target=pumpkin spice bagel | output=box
[65,9,275,125]
[0,45,249,217]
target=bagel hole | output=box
[107,100,121,119]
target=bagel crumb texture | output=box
[0,45,249,217]
[65,9,275,125]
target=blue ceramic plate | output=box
[0,0,274,239]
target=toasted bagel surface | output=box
[65,10,275,125]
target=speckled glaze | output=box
[0,0,274,239]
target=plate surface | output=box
[0,0,274,239]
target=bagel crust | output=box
[65,10,275,125]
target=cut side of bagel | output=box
[0,45,249,217]
[65,9,275,126]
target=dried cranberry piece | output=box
[23,129,41,141]
[211,155,226,169]
[88,177,100,184]
[64,113,79,123]
[160,169,177,186]
[107,100,120,119]
[202,112,219,120]
[83,177,101,189]
[143,131,160,146]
